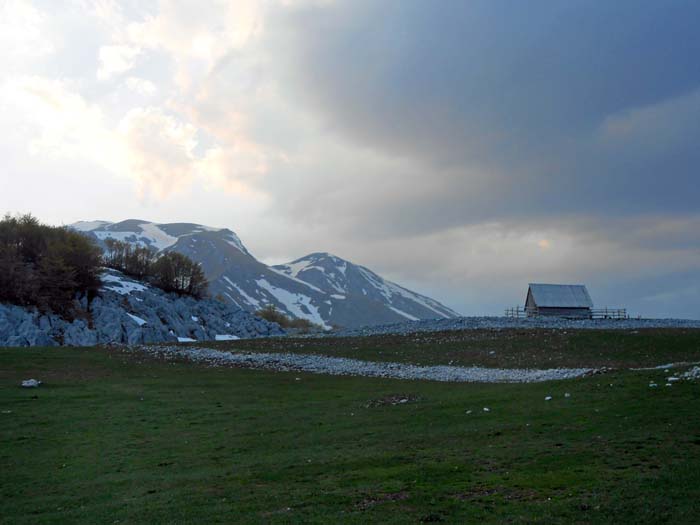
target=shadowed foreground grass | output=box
[1,339,700,523]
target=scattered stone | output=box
[365,394,419,407]
[483,407,490,412]
[126,344,596,383]
[665,383,673,387]
[21,379,41,388]
[324,315,700,339]
[681,367,700,380]
[545,396,553,401]
[564,392,571,398]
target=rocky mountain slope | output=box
[0,269,284,347]
[73,220,461,328]
[273,252,460,328]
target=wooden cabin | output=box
[525,283,593,318]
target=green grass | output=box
[206,328,700,369]
[2,330,700,523]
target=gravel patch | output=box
[130,344,595,383]
[321,316,700,338]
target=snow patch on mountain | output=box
[223,277,261,309]
[223,230,249,255]
[281,259,313,279]
[275,254,348,294]
[92,222,178,251]
[138,222,179,250]
[71,220,112,232]
[267,266,324,293]
[388,306,420,321]
[101,272,148,295]
[255,278,330,329]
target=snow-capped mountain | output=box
[273,253,460,327]
[72,219,249,254]
[74,220,460,328]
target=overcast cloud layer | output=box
[2,0,699,318]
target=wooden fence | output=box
[590,308,628,320]
[504,306,535,318]
[504,306,628,320]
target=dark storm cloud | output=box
[267,0,700,233]
[5,0,699,318]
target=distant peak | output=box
[70,220,112,232]
[303,252,346,262]
[73,218,250,256]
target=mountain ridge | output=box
[74,219,461,328]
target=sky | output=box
[2,0,700,318]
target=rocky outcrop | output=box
[0,269,284,347]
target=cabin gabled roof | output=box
[527,283,593,308]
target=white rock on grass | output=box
[21,379,41,388]
[483,407,490,412]
[564,393,571,398]
[681,367,700,380]
[545,396,553,401]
